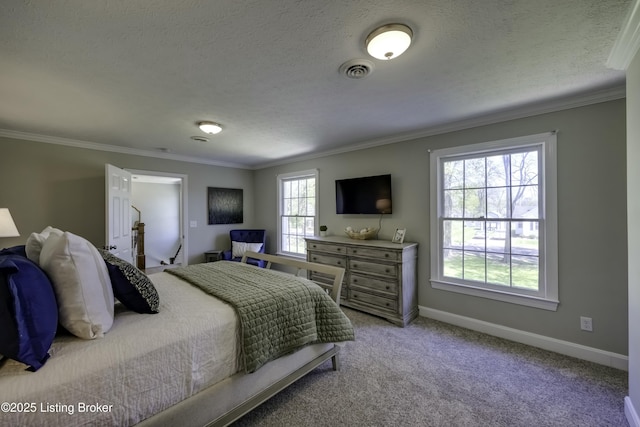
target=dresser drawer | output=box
[350,290,397,313]
[348,246,400,262]
[349,259,397,278]
[350,273,397,296]
[306,241,346,256]
[308,252,347,268]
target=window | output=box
[277,170,318,257]
[430,132,558,310]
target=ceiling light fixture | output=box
[198,121,223,135]
[365,23,413,60]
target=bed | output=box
[0,243,353,427]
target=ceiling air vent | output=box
[339,59,374,79]
[190,136,209,142]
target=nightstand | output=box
[204,250,223,263]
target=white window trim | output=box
[277,169,319,258]
[429,132,559,311]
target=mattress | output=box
[0,272,240,427]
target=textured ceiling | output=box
[0,0,631,168]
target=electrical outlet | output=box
[190,220,197,228]
[580,316,593,332]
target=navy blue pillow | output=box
[98,250,159,314]
[0,254,58,371]
[0,245,27,257]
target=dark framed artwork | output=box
[207,187,243,224]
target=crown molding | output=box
[607,0,640,70]
[0,84,626,171]
[0,129,251,170]
[255,84,626,169]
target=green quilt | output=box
[167,261,354,373]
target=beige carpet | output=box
[231,307,627,427]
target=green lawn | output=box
[443,251,538,290]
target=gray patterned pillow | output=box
[98,250,159,314]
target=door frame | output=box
[127,169,189,267]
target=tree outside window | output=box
[430,132,558,311]
[278,170,318,256]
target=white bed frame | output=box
[136,252,346,427]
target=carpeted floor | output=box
[231,308,628,427]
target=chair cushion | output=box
[0,253,58,371]
[232,241,263,258]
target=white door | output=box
[105,164,133,263]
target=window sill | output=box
[275,252,307,260]
[431,279,559,311]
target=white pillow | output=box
[39,232,114,339]
[231,241,263,258]
[25,226,63,264]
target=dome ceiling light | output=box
[365,24,413,60]
[198,121,223,135]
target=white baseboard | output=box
[419,306,628,371]
[627,396,640,427]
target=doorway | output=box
[128,170,188,269]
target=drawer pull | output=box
[386,286,390,290]
[386,302,390,307]
[385,253,389,258]
[353,279,358,283]
[353,264,358,268]
[385,269,390,273]
[337,261,341,265]
[313,257,317,261]
[353,250,357,253]
[337,248,342,251]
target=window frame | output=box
[277,169,319,258]
[429,132,559,311]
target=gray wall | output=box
[0,98,628,356]
[255,99,628,355]
[0,138,255,265]
[627,51,640,417]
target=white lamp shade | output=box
[198,121,222,135]
[0,208,20,237]
[366,24,413,60]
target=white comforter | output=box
[0,272,239,427]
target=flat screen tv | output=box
[335,174,392,214]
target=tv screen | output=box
[336,174,392,214]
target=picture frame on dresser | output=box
[392,228,406,244]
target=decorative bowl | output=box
[345,228,378,240]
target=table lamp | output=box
[0,208,20,238]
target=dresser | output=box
[305,236,418,327]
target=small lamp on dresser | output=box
[0,208,20,239]
[375,198,392,239]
